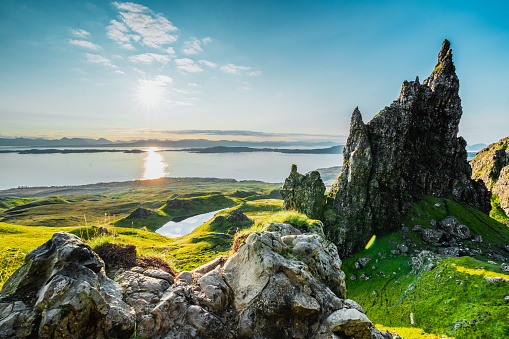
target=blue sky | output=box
[0,0,508,144]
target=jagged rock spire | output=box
[325,40,490,257]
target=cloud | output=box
[71,29,90,38]
[247,71,262,76]
[175,58,203,73]
[85,53,117,68]
[69,39,102,50]
[129,53,171,64]
[220,63,251,75]
[166,47,175,55]
[139,129,345,139]
[181,37,211,55]
[198,59,217,68]
[108,2,179,49]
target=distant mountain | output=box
[180,145,343,154]
[0,137,114,147]
[466,143,487,151]
[0,137,338,148]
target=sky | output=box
[0,0,508,144]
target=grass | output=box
[0,179,280,228]
[2,185,508,339]
[489,194,509,223]
[344,195,509,339]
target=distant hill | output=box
[0,137,339,149]
[466,143,488,151]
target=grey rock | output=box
[438,247,460,257]
[440,216,471,239]
[398,244,409,253]
[355,257,372,269]
[0,232,135,338]
[326,308,373,339]
[281,164,326,219]
[0,226,391,339]
[421,228,446,243]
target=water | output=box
[0,148,342,190]
[156,209,227,238]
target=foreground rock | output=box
[323,39,490,256]
[0,225,392,339]
[0,232,135,338]
[470,136,509,217]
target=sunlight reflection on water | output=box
[141,147,168,180]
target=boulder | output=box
[0,232,135,338]
[421,228,446,243]
[440,216,471,239]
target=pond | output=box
[156,208,228,238]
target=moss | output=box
[489,193,509,223]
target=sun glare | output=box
[141,147,168,180]
[137,81,163,108]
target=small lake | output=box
[0,148,343,190]
[156,208,227,238]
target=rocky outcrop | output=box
[325,39,490,257]
[281,164,326,219]
[470,137,509,217]
[0,226,392,339]
[0,232,135,338]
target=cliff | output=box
[285,39,491,257]
[470,137,509,218]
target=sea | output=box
[0,147,343,190]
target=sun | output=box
[137,81,163,108]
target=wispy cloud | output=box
[198,59,218,68]
[182,37,211,55]
[85,53,117,68]
[175,58,203,73]
[71,29,90,38]
[166,47,175,55]
[69,39,102,50]
[138,129,345,139]
[220,63,261,76]
[108,1,179,49]
[129,53,171,64]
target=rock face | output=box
[281,164,326,219]
[325,39,490,257]
[470,137,509,217]
[0,226,391,339]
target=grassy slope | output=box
[343,195,509,339]
[2,187,509,339]
[0,180,280,228]
[0,193,284,288]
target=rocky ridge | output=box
[470,136,509,218]
[283,40,491,257]
[0,227,393,338]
